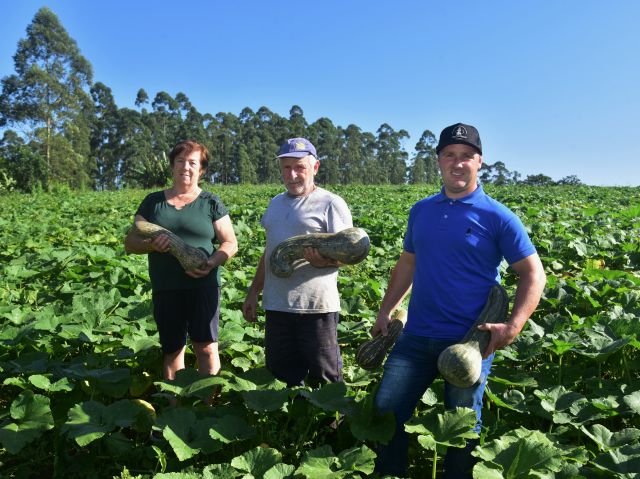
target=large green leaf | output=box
[623,390,640,414]
[241,389,291,412]
[156,408,221,461]
[0,390,54,454]
[592,444,640,477]
[348,391,395,443]
[230,446,283,478]
[63,399,142,446]
[28,374,74,392]
[295,445,340,478]
[534,386,587,424]
[208,414,255,443]
[473,428,584,478]
[581,424,640,451]
[405,407,478,449]
[302,381,353,413]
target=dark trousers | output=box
[265,310,342,387]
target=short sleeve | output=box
[403,205,416,253]
[135,193,155,220]
[209,194,230,222]
[326,196,353,233]
[499,215,537,265]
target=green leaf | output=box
[156,408,220,461]
[349,392,395,443]
[405,407,478,449]
[208,415,255,443]
[28,374,74,392]
[623,390,640,414]
[337,444,376,474]
[303,382,353,413]
[230,446,283,478]
[241,389,290,412]
[295,445,340,478]
[263,463,296,479]
[202,463,236,479]
[64,401,112,446]
[592,443,640,477]
[534,386,587,424]
[581,424,640,451]
[0,390,54,454]
[474,428,577,478]
[154,368,226,400]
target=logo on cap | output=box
[294,141,306,151]
[452,125,468,140]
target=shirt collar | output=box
[435,185,484,205]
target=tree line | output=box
[0,8,581,193]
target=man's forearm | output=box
[379,252,415,316]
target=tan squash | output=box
[269,227,370,278]
[132,220,208,271]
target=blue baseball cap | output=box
[276,138,317,159]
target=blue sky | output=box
[2,0,639,186]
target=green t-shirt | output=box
[135,190,230,291]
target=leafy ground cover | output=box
[0,184,638,478]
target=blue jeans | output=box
[374,332,493,478]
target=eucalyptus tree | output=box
[375,123,409,184]
[90,82,120,189]
[409,154,427,184]
[208,112,239,184]
[135,88,149,109]
[150,91,180,154]
[175,92,206,143]
[236,143,257,184]
[288,105,308,137]
[308,117,341,184]
[116,107,166,188]
[0,7,94,188]
[0,130,47,192]
[258,107,282,183]
[414,129,439,184]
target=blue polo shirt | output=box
[403,186,536,340]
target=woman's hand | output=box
[147,234,171,253]
[185,258,216,278]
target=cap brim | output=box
[276,151,314,159]
[436,140,482,155]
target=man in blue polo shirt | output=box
[372,123,546,478]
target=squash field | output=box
[0,185,639,478]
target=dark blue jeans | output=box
[374,332,493,478]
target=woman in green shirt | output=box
[125,141,238,381]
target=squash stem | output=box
[432,450,438,479]
[558,355,563,385]
[622,353,631,382]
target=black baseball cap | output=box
[436,123,482,155]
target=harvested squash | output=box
[356,309,407,370]
[132,220,208,271]
[436,284,509,388]
[269,227,370,278]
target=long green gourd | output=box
[356,309,407,370]
[269,227,370,278]
[132,220,208,272]
[437,284,509,388]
